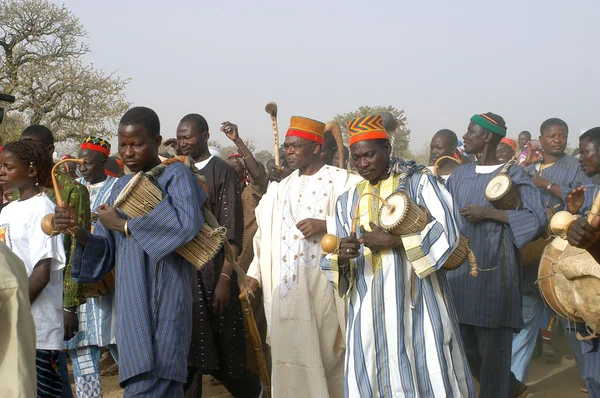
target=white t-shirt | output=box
[195,156,213,171]
[0,193,66,350]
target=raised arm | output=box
[221,121,268,194]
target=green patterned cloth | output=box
[14,172,91,307]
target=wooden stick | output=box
[325,120,345,169]
[265,101,279,167]
[239,291,271,391]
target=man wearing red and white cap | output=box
[247,116,362,397]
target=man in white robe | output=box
[247,116,362,398]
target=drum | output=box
[484,173,522,210]
[555,243,600,334]
[114,172,224,270]
[521,204,556,265]
[378,191,429,236]
[442,235,470,271]
[538,237,585,323]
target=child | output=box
[0,139,66,397]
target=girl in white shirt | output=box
[0,139,66,397]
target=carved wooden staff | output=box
[41,158,84,236]
[239,291,271,392]
[265,101,279,167]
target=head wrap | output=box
[286,116,326,145]
[228,152,246,168]
[347,115,388,146]
[208,146,222,159]
[80,136,111,156]
[500,137,517,153]
[470,114,507,137]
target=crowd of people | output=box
[1,106,600,398]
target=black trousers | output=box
[460,324,522,398]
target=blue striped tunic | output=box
[446,163,546,329]
[71,162,207,385]
[321,171,475,398]
[524,154,594,214]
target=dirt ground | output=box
[90,332,588,397]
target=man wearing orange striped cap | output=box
[247,116,362,397]
[320,115,474,397]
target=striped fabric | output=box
[36,350,62,398]
[524,154,594,213]
[582,337,600,396]
[321,172,475,397]
[446,163,546,329]
[70,161,207,385]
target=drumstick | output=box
[351,192,389,235]
[265,101,279,167]
[238,291,271,390]
[433,156,461,176]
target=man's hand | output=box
[245,276,259,295]
[566,186,586,215]
[54,205,77,232]
[220,121,239,142]
[460,205,491,223]
[213,275,231,314]
[567,216,600,248]
[359,222,401,252]
[338,235,361,263]
[63,309,78,340]
[296,218,326,238]
[97,204,126,232]
[531,175,549,189]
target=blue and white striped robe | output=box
[71,162,207,385]
[321,172,475,398]
[446,164,546,329]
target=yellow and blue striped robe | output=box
[70,162,207,385]
[321,170,475,398]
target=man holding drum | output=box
[446,112,546,398]
[565,127,600,396]
[320,115,474,397]
[54,107,207,396]
[247,116,362,398]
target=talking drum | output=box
[378,191,428,236]
[113,172,224,270]
[520,204,557,265]
[442,235,470,271]
[484,173,522,210]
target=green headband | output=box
[470,114,507,137]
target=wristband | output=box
[220,273,231,281]
[124,220,130,237]
[63,307,76,314]
[546,182,554,190]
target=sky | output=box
[60,0,600,153]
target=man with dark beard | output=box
[175,113,261,398]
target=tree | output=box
[334,105,411,156]
[0,0,130,141]
[0,112,26,143]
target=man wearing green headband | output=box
[446,112,546,398]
